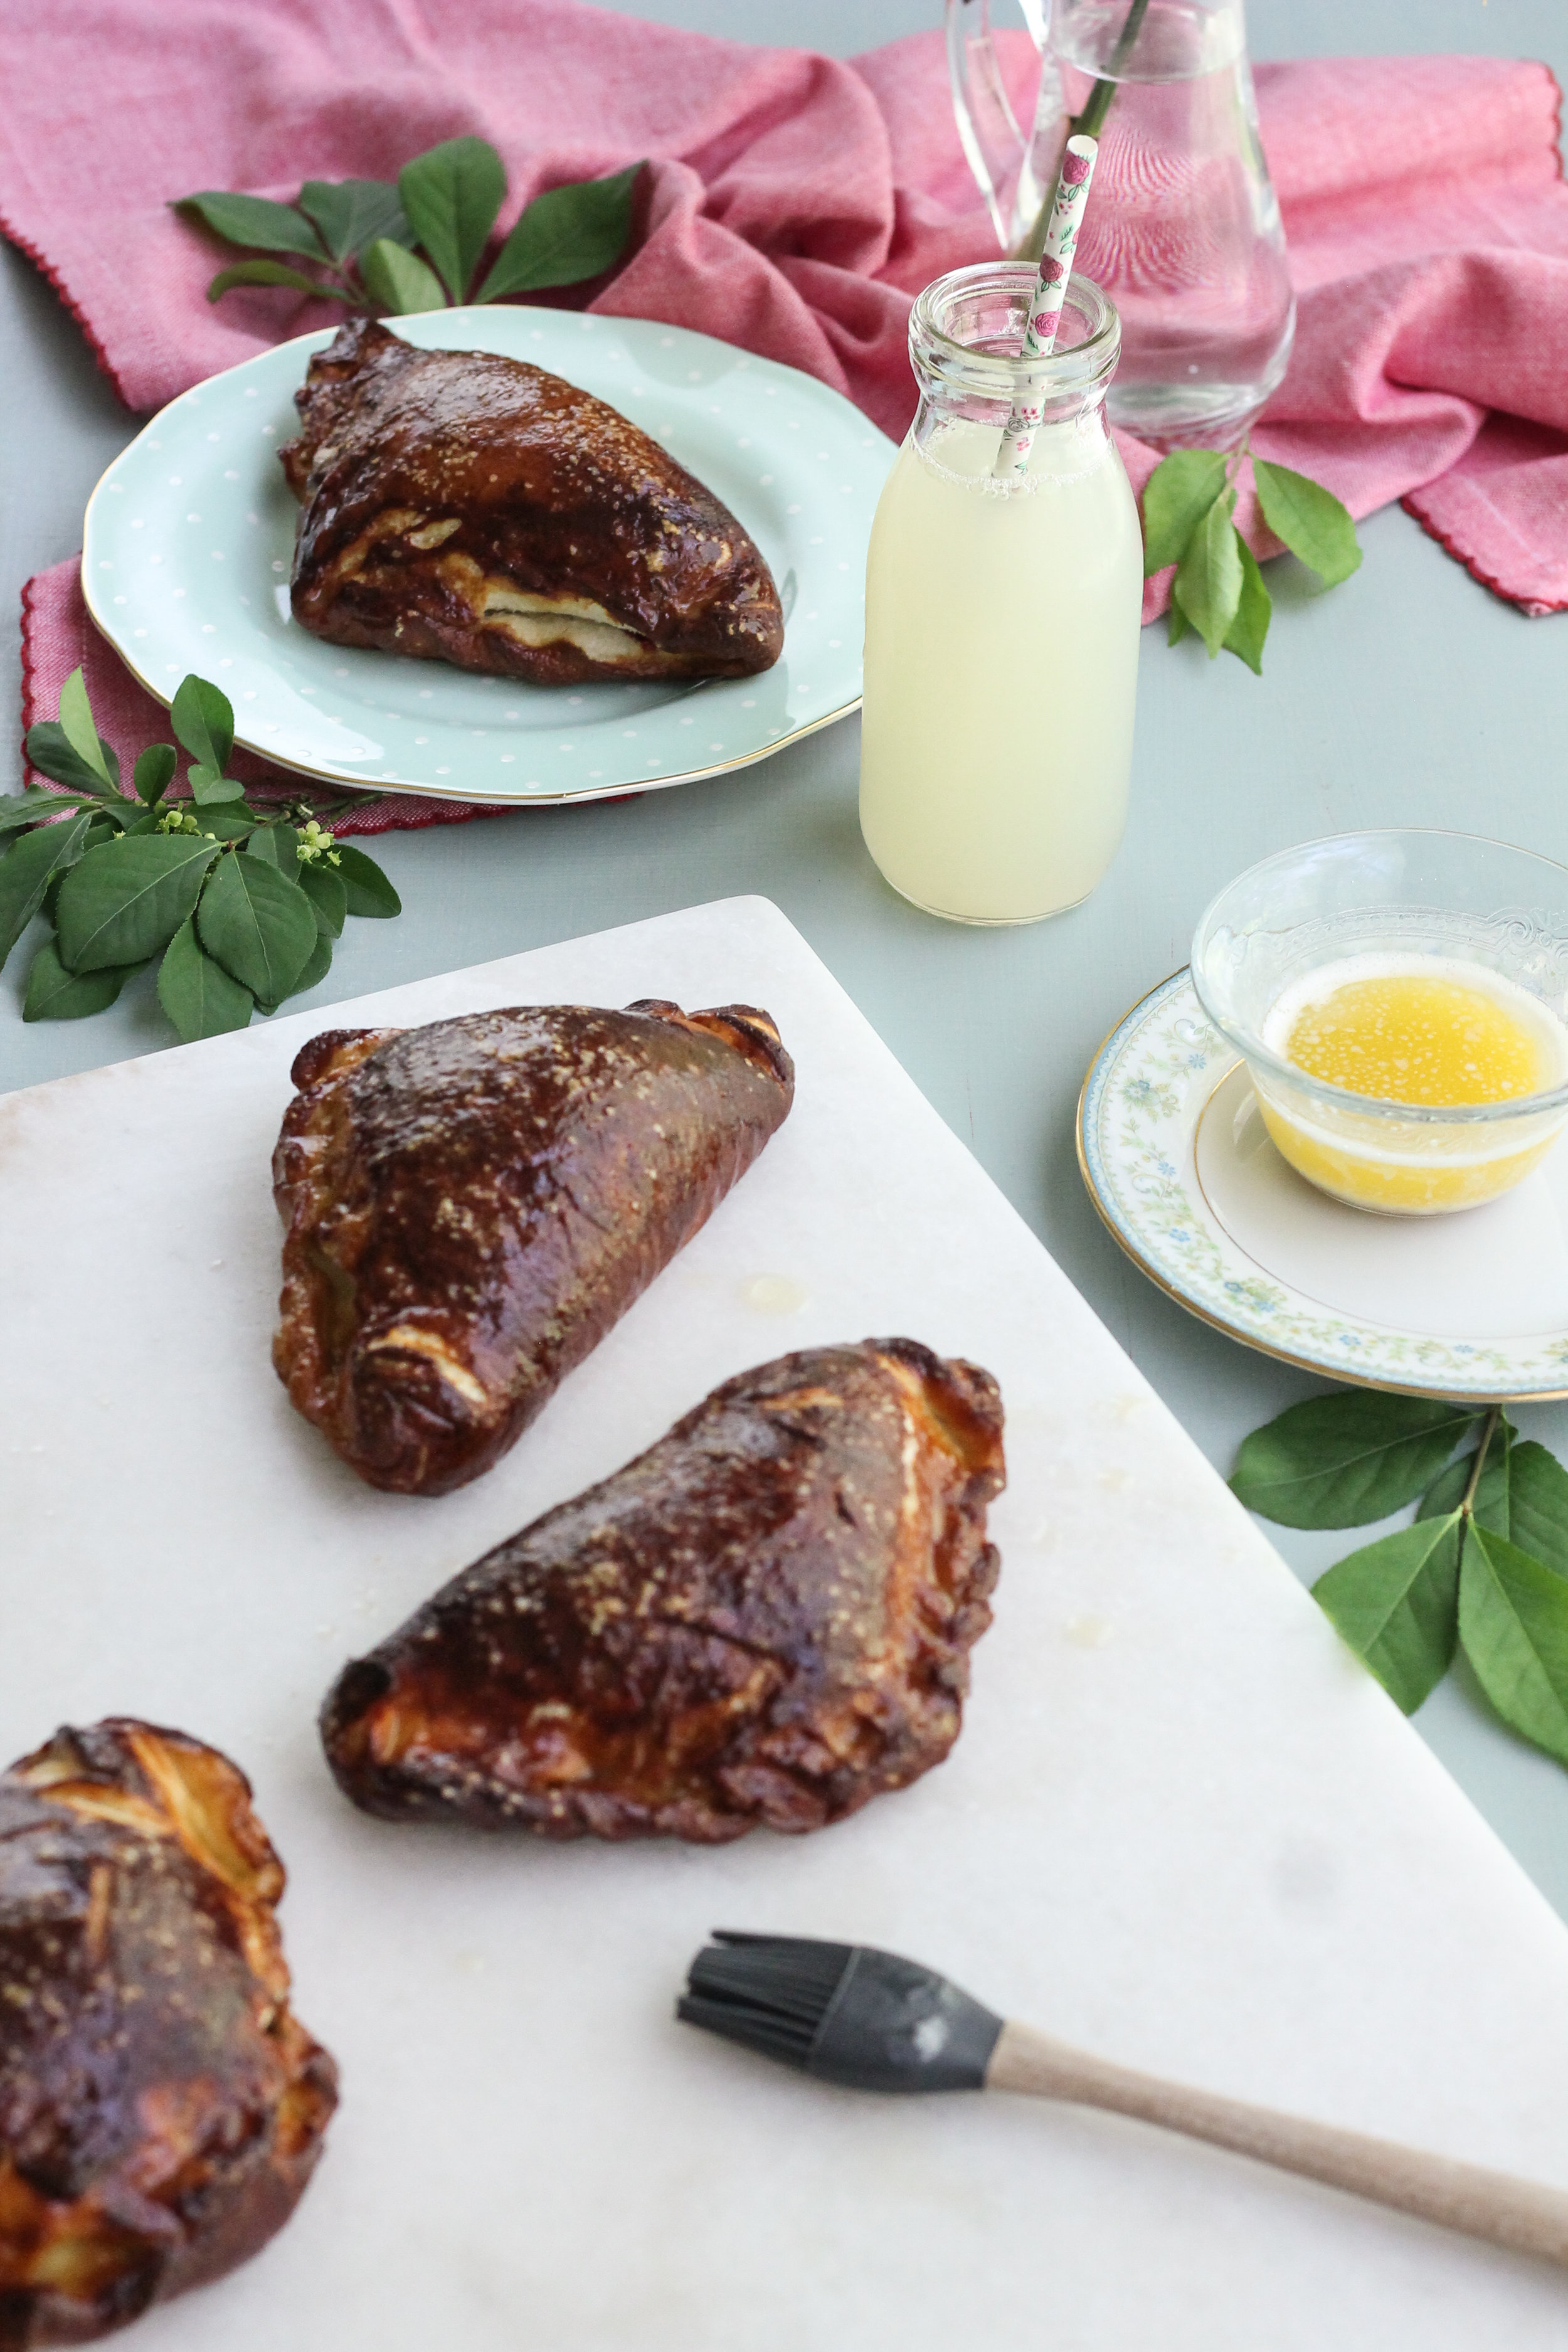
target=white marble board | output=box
[3,896,1567,2348]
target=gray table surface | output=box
[6,0,1568,1912]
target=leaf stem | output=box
[1071,0,1152,138]
[1014,0,1151,261]
[276,791,376,824]
[1460,1407,1502,1518]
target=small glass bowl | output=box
[1190,830,1568,1216]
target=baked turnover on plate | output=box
[281,320,785,684]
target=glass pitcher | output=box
[946,0,1295,446]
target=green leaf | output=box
[1231,1391,1476,1529]
[1503,1442,1568,1580]
[1166,598,1190,647]
[278,920,334,1004]
[197,851,318,1002]
[176,191,327,260]
[38,820,112,931]
[1252,458,1363,589]
[23,722,119,798]
[333,842,401,918]
[134,745,178,806]
[207,259,333,304]
[1172,490,1243,659]
[187,765,248,805]
[1223,534,1272,675]
[1460,1523,1568,1766]
[23,938,144,1022]
[157,916,254,1042]
[171,676,235,778]
[398,135,506,303]
[243,823,300,874]
[1140,449,1228,576]
[299,177,410,263]
[58,669,119,790]
[1417,1420,1515,1534]
[476,162,642,301]
[0,788,100,835]
[360,236,448,316]
[0,813,94,967]
[1313,1512,1463,1715]
[55,835,218,972]
[188,805,263,841]
[298,860,347,935]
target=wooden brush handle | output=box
[986,2020,1568,2268]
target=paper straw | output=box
[992,135,1099,481]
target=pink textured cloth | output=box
[6,7,1566,810]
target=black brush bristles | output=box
[677,1931,1004,2095]
[680,1932,852,2069]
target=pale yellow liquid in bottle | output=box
[859,415,1143,924]
[1258,955,1568,1213]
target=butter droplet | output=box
[1064,1616,1113,1649]
[1097,1466,1132,1492]
[455,1950,486,1974]
[740,1274,808,1314]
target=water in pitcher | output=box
[1034,0,1295,444]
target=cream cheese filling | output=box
[329,517,673,666]
[364,1324,490,1409]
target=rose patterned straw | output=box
[992,134,1099,480]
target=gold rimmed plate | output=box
[81,308,894,805]
[1078,968,1568,1402]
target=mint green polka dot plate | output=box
[82,309,894,805]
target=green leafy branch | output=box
[176,137,643,319]
[1233,1392,1568,1764]
[3,669,400,1042]
[1141,442,1362,674]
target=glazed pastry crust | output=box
[0,1721,336,2348]
[320,1338,1006,1842]
[272,1000,795,1497]
[280,319,784,683]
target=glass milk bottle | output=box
[859,262,1142,924]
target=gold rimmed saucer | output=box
[1077,969,1568,1402]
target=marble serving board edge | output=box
[3,894,1567,2350]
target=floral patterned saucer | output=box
[1077,968,1568,1402]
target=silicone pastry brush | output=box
[677,1932,1568,2269]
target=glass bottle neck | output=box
[906,262,1121,472]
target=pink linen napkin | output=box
[5,5,1566,813]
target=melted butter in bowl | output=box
[1256,953,1568,1214]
